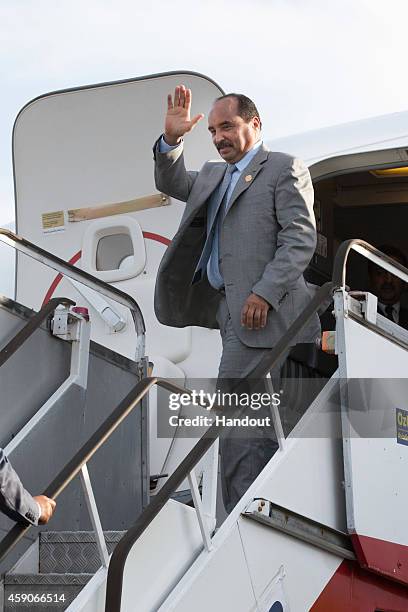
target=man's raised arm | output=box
[153,85,203,202]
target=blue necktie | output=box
[193,164,236,285]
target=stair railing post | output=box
[80,464,110,568]
[51,305,91,389]
[200,439,219,527]
[265,374,286,451]
[187,469,213,552]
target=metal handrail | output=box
[0,281,333,585]
[332,239,408,288]
[0,229,146,360]
[0,297,75,368]
[0,375,198,562]
[104,281,334,611]
[104,240,408,609]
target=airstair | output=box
[1,233,408,611]
[0,230,148,610]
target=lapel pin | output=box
[245,174,252,183]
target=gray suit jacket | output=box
[0,448,39,525]
[153,138,320,348]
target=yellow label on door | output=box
[42,211,65,233]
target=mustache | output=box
[216,140,232,151]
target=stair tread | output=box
[40,530,125,543]
[5,573,93,585]
[38,532,123,574]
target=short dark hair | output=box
[215,93,262,129]
[368,244,407,273]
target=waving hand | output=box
[164,85,204,146]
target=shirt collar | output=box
[233,140,263,173]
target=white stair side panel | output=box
[159,524,257,612]
[159,517,342,612]
[257,435,346,533]
[256,377,347,533]
[67,501,203,612]
[65,568,107,612]
[238,517,343,612]
[339,316,408,547]
[121,500,203,612]
[342,316,408,378]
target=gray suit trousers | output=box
[216,297,284,514]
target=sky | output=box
[1,0,408,294]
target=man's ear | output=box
[252,116,261,131]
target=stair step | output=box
[39,530,125,574]
[4,573,92,611]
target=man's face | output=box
[207,98,260,164]
[369,257,404,305]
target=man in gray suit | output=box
[0,448,55,525]
[153,85,320,512]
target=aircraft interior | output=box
[308,166,408,305]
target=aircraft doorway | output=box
[307,148,408,303]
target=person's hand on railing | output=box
[34,495,56,525]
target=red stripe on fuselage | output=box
[142,231,171,247]
[42,250,82,307]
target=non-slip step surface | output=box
[4,573,92,610]
[39,530,125,574]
